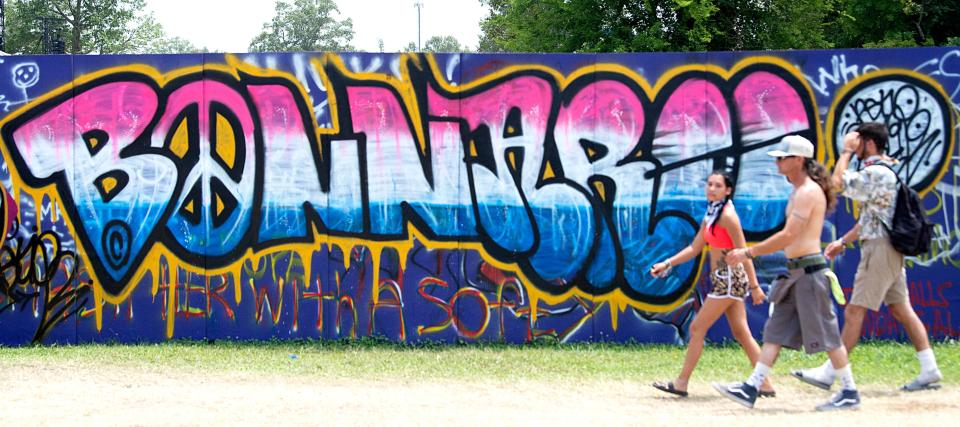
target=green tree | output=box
[757,0,835,50]
[5,0,163,54]
[423,35,463,52]
[478,0,571,52]
[476,0,960,52]
[3,0,48,53]
[145,35,207,54]
[249,0,354,52]
[829,0,960,48]
[912,0,960,46]
[477,0,743,52]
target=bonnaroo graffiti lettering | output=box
[0,55,823,303]
[0,51,956,343]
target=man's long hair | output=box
[804,158,837,213]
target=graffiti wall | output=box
[0,48,957,345]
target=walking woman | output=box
[649,170,775,397]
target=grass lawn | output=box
[1,338,955,385]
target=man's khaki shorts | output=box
[850,238,910,311]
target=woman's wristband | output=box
[745,247,755,259]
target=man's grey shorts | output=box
[763,256,842,354]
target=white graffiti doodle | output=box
[805,54,880,97]
[0,61,40,112]
[912,156,960,267]
[833,78,950,189]
[914,49,960,102]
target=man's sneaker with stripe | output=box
[712,382,758,409]
[815,388,861,411]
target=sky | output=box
[145,0,490,53]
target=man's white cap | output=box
[767,135,815,158]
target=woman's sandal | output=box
[652,380,689,397]
[758,389,777,398]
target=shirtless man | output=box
[712,135,861,411]
[793,124,942,392]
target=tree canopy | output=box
[4,0,186,54]
[248,0,354,52]
[478,0,960,52]
[835,0,960,48]
[424,35,464,52]
[146,35,206,54]
[5,0,956,55]
[402,36,465,53]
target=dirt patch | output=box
[1,363,956,425]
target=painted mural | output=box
[0,48,957,345]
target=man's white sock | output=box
[809,358,835,382]
[917,348,939,373]
[820,358,835,375]
[746,362,771,389]
[837,363,857,391]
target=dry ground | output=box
[1,362,957,426]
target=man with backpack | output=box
[792,122,943,392]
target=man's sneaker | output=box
[815,389,861,411]
[712,382,758,409]
[901,369,943,392]
[791,368,834,391]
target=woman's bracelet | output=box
[655,259,674,277]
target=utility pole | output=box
[414,1,423,51]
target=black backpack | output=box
[876,163,934,256]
